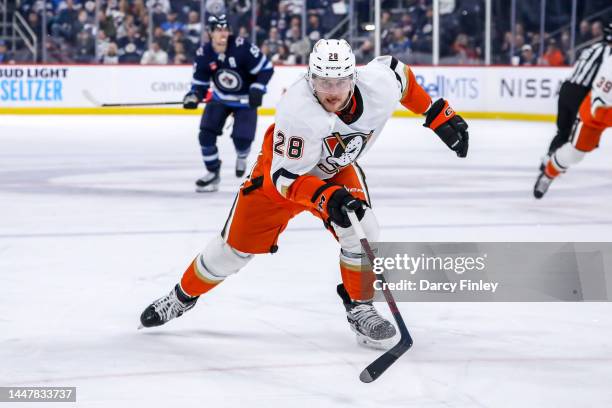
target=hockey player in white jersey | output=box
[140,40,469,349]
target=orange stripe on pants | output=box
[340,261,375,301]
[180,258,221,297]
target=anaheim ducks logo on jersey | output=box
[214,68,243,92]
[318,130,374,174]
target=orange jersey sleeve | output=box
[400,66,432,114]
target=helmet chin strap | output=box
[337,86,355,112]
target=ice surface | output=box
[1,115,611,407]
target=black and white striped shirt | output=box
[568,42,611,87]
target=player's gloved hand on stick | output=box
[327,188,366,228]
[183,90,203,109]
[248,86,265,109]
[423,98,469,158]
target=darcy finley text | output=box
[374,279,499,293]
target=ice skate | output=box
[139,284,198,328]
[337,284,396,350]
[533,171,554,199]
[195,166,221,193]
[539,153,551,172]
[235,157,247,178]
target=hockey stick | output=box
[82,90,249,108]
[82,90,183,107]
[345,209,413,383]
[100,101,184,107]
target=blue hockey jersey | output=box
[191,36,274,107]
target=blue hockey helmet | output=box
[207,14,229,32]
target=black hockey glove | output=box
[248,86,265,108]
[424,98,469,158]
[183,91,201,109]
[327,188,366,228]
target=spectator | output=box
[117,26,145,63]
[519,44,536,66]
[540,38,564,66]
[560,30,571,55]
[205,0,226,16]
[171,30,193,60]
[412,5,433,53]
[286,25,310,63]
[578,19,592,44]
[27,12,43,41]
[43,38,69,63]
[262,27,284,57]
[284,0,303,15]
[260,42,271,59]
[266,1,291,37]
[161,12,185,36]
[169,41,188,64]
[75,9,95,36]
[512,33,526,61]
[98,10,117,40]
[238,26,250,39]
[173,51,188,64]
[74,30,95,63]
[227,0,252,32]
[307,14,322,42]
[103,42,119,64]
[96,30,111,61]
[387,27,411,57]
[499,31,514,63]
[51,0,80,43]
[380,12,393,49]
[147,0,171,14]
[153,27,171,52]
[452,33,478,63]
[400,13,416,39]
[185,11,202,46]
[271,43,296,65]
[354,39,374,63]
[0,40,15,64]
[591,20,604,40]
[285,23,300,43]
[141,41,169,64]
[529,32,541,55]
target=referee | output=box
[541,21,612,166]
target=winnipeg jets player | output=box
[183,14,274,192]
[140,40,469,349]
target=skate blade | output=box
[355,333,397,350]
[195,184,220,193]
[137,324,144,330]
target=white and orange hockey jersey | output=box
[258,56,432,206]
[585,50,612,126]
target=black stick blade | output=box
[359,340,412,383]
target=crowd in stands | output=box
[0,0,609,66]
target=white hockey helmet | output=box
[307,39,356,95]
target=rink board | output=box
[0,65,569,121]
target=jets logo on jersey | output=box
[214,69,243,92]
[317,130,373,174]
